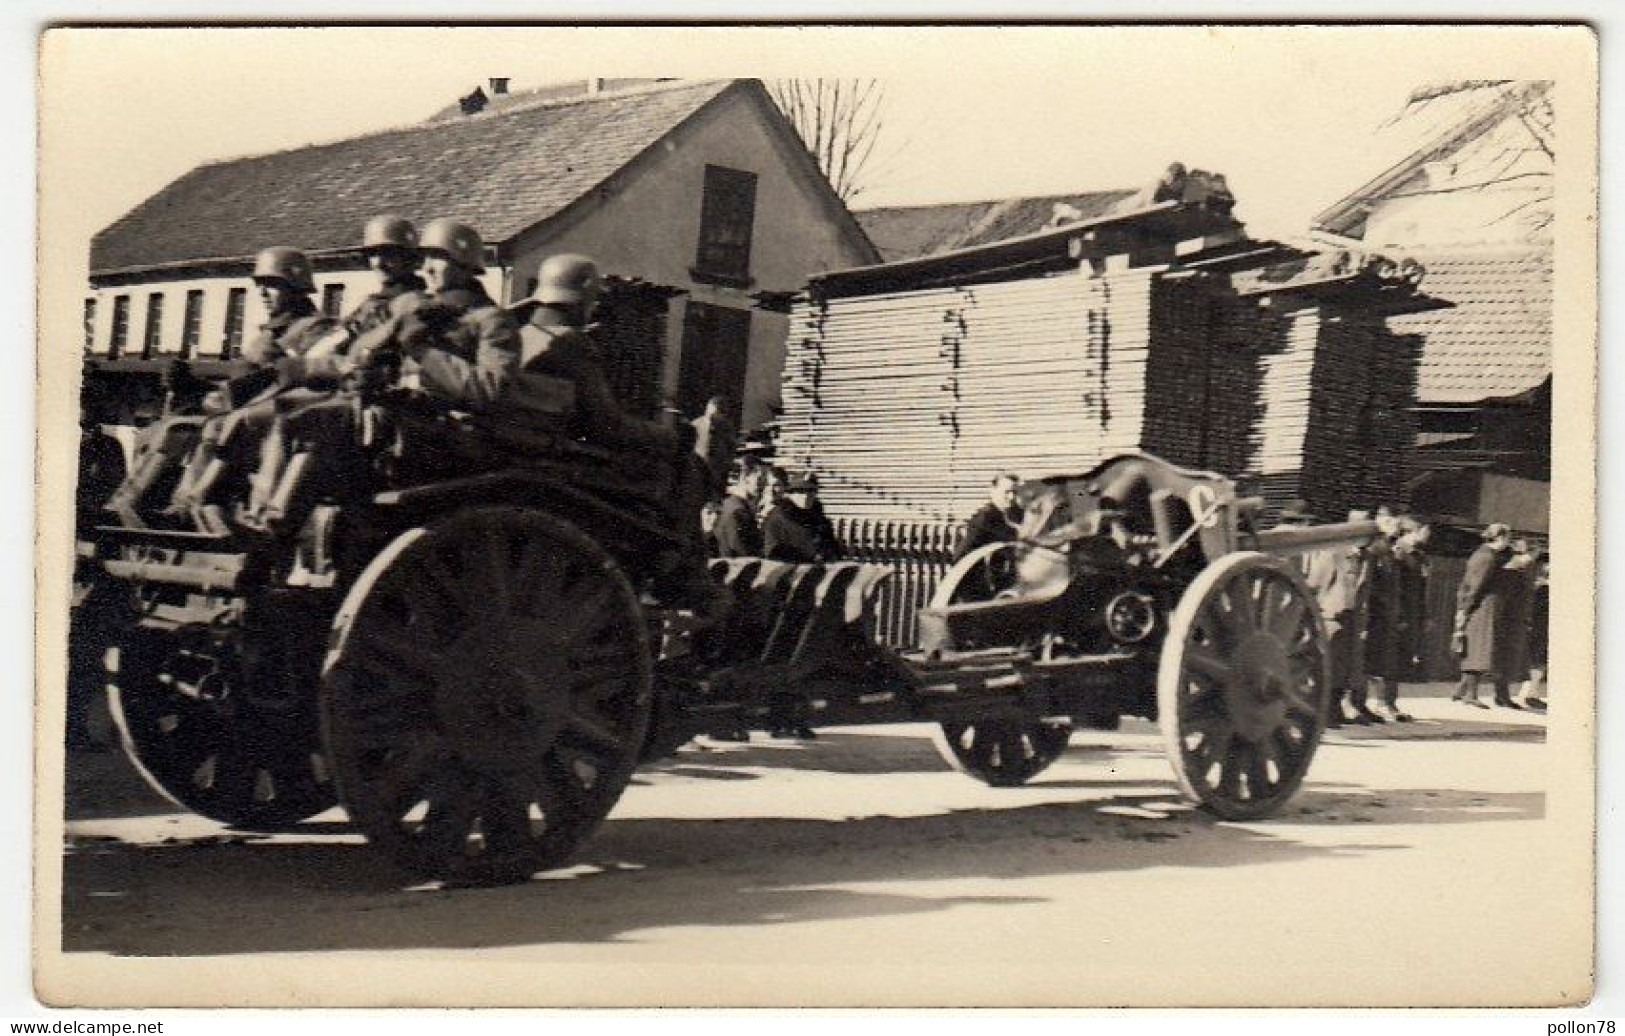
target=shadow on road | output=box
[63,776,1538,958]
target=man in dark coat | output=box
[1518,550,1549,710]
[956,472,1021,562]
[762,472,842,562]
[713,457,769,558]
[1303,511,1372,727]
[1453,523,1518,708]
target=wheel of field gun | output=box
[931,718,1074,788]
[107,624,337,828]
[925,544,1073,787]
[1157,551,1329,820]
[319,507,654,886]
[931,541,1021,606]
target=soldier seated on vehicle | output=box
[243,217,518,533]
[104,246,334,529]
[238,216,430,526]
[501,254,721,611]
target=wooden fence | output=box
[833,517,959,648]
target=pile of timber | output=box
[779,196,1445,525]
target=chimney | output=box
[488,78,510,96]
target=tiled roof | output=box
[855,190,1138,263]
[91,80,737,274]
[426,79,675,122]
[1392,249,1552,404]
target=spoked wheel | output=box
[107,625,337,828]
[321,507,653,886]
[1157,551,1329,820]
[932,717,1074,787]
[929,542,1020,607]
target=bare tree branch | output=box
[769,78,891,201]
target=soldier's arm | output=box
[415,310,519,408]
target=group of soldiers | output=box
[99,214,720,604]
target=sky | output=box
[37,24,1588,278]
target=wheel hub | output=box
[433,629,566,774]
[1225,632,1292,741]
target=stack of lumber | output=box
[779,233,1435,526]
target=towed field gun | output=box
[89,397,1376,883]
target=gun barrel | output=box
[1248,519,1380,557]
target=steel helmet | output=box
[535,253,602,307]
[251,246,315,293]
[419,218,486,272]
[361,214,419,253]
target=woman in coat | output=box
[1453,523,1518,708]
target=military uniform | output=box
[243,275,430,519]
[401,284,520,409]
[101,291,333,525]
[509,307,676,454]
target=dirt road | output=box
[53,692,1581,1007]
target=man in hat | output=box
[1362,506,1412,723]
[1453,522,1519,708]
[762,471,843,563]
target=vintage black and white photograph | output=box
[33,25,1597,1008]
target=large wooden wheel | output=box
[1157,551,1328,820]
[320,507,653,885]
[932,717,1073,787]
[107,625,336,828]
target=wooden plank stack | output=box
[778,207,1440,528]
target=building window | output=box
[181,290,205,358]
[691,165,758,287]
[141,292,165,358]
[109,295,130,358]
[677,302,751,426]
[222,288,247,356]
[322,283,346,319]
[82,298,96,353]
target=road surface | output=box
[52,689,1582,1007]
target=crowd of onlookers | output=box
[1280,504,1547,724]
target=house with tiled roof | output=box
[83,78,879,430]
[1309,80,1554,531]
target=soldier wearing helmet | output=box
[271,216,426,392]
[238,217,431,524]
[105,245,335,528]
[242,246,334,367]
[508,253,673,452]
[394,218,519,409]
[506,254,724,612]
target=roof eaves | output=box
[1311,81,1552,237]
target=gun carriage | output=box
[89,370,1374,884]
